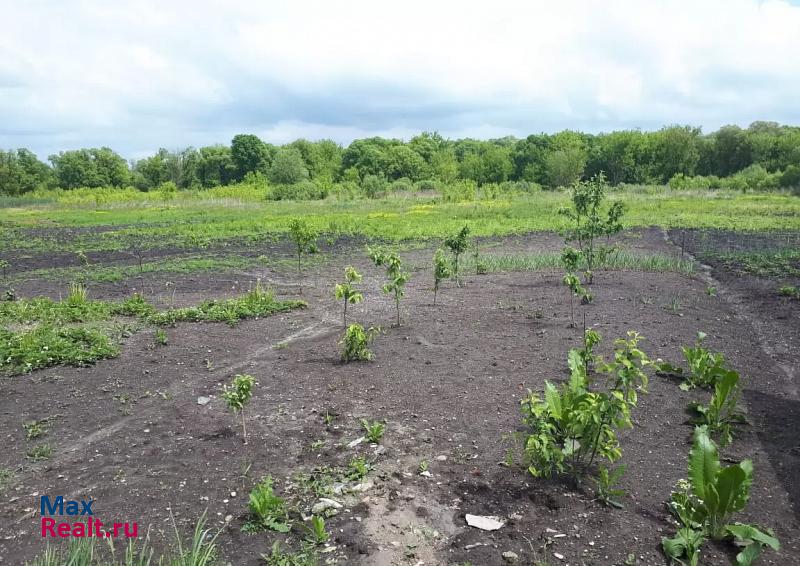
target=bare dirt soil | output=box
[1,228,798,565]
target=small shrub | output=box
[521,332,649,484]
[340,324,378,362]
[222,374,255,444]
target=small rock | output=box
[312,498,343,514]
[554,552,565,560]
[197,396,211,406]
[350,481,374,493]
[374,445,387,456]
[465,514,505,531]
[347,436,365,449]
[419,470,432,478]
[464,543,485,550]
[502,551,519,563]
[224,515,232,523]
[436,455,447,462]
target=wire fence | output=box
[674,229,800,258]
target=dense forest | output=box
[2,122,800,198]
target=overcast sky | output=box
[2,0,800,160]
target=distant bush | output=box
[267,179,326,201]
[413,179,440,192]
[330,181,360,200]
[440,179,477,202]
[389,177,413,193]
[361,174,387,198]
[780,165,800,189]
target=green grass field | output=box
[1,188,798,254]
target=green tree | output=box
[268,148,309,185]
[650,126,700,183]
[231,134,271,181]
[545,148,586,188]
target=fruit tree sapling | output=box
[334,266,363,327]
[222,374,256,444]
[432,249,450,306]
[368,246,409,326]
[288,218,318,276]
[444,225,470,285]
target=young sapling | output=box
[432,249,450,306]
[444,225,470,285]
[558,173,624,284]
[222,373,256,444]
[334,266,363,327]
[288,218,318,276]
[368,246,409,326]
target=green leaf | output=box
[715,465,747,518]
[688,426,719,502]
[726,523,780,551]
[544,381,562,419]
[734,543,762,566]
[662,535,686,560]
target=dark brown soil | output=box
[0,228,798,565]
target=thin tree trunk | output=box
[343,300,348,327]
[241,409,247,445]
[434,284,438,306]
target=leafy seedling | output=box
[360,418,385,443]
[222,373,255,444]
[305,515,330,545]
[154,328,168,346]
[245,476,291,533]
[688,369,746,446]
[595,465,626,508]
[23,418,50,440]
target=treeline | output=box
[2,122,800,197]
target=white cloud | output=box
[1,0,799,158]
